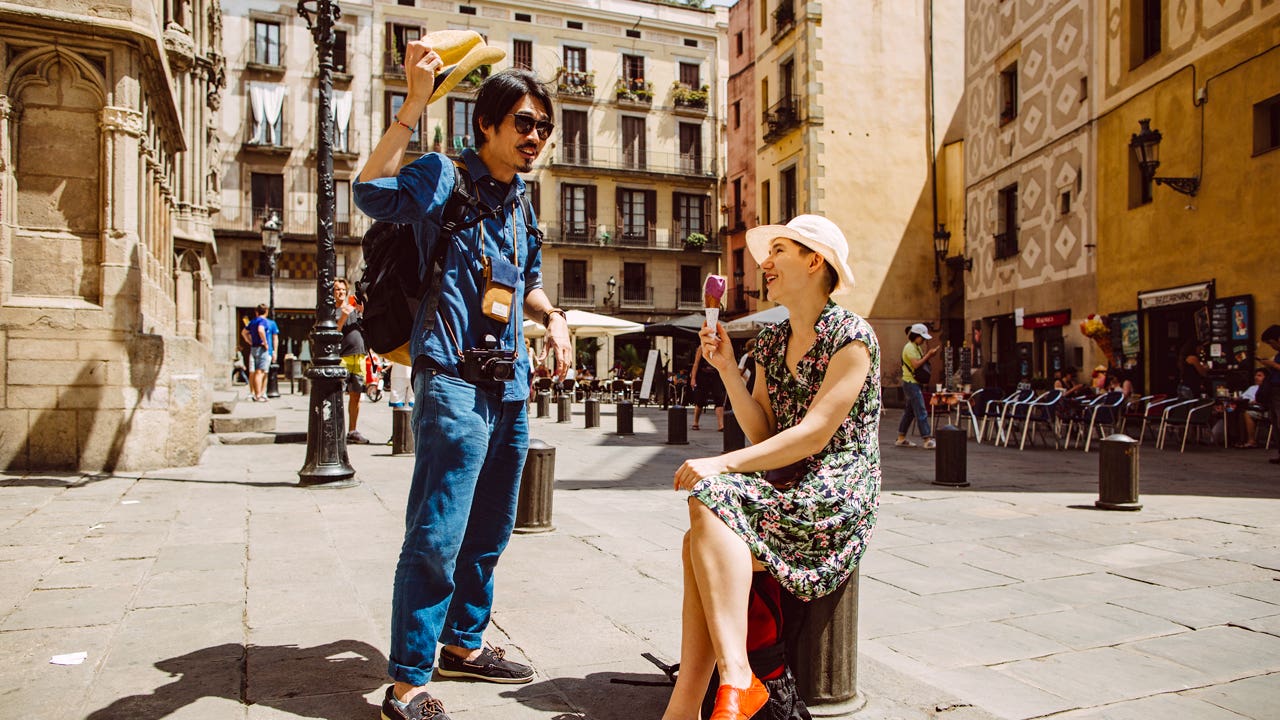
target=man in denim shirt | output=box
[354,40,570,720]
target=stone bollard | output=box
[783,568,864,716]
[535,390,551,418]
[667,405,688,445]
[617,400,634,436]
[391,406,415,455]
[723,409,745,452]
[584,397,600,428]
[1096,433,1142,511]
[515,439,555,533]
[297,376,310,396]
[557,395,571,423]
[933,424,970,487]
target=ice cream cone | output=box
[703,274,726,331]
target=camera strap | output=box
[480,201,521,322]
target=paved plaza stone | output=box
[2,393,1279,719]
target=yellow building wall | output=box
[1096,19,1280,327]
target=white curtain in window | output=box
[332,90,353,151]
[249,82,287,145]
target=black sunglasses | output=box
[508,113,555,140]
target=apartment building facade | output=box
[0,0,225,470]
[964,0,1096,387]
[213,0,726,376]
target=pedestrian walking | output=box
[665,215,880,720]
[1258,325,1280,464]
[352,31,571,720]
[896,323,938,449]
[333,277,371,444]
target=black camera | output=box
[460,334,516,383]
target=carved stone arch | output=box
[6,47,107,302]
[5,47,107,110]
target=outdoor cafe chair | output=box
[958,387,999,444]
[1075,391,1128,452]
[1136,396,1184,445]
[1005,390,1065,450]
[560,378,576,401]
[1156,398,1217,452]
[991,388,1036,446]
[609,378,631,403]
[1118,394,1160,435]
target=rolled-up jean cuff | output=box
[389,662,432,687]
[439,628,484,649]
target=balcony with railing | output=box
[994,230,1019,259]
[616,224,656,248]
[672,226,719,252]
[763,95,801,143]
[556,68,596,100]
[773,1,796,41]
[557,283,596,308]
[671,82,709,115]
[676,285,703,311]
[614,77,654,107]
[619,285,654,310]
[213,204,371,240]
[547,222,602,246]
[554,146,715,178]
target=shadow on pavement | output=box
[498,670,672,720]
[83,640,386,720]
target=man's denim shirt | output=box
[353,149,542,402]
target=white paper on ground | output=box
[121,500,140,505]
[50,652,87,666]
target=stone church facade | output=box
[0,0,225,470]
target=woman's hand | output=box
[699,323,737,373]
[674,456,730,491]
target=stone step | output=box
[210,431,276,445]
[210,411,276,434]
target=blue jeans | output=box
[898,382,932,438]
[390,369,529,686]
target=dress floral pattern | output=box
[690,302,881,600]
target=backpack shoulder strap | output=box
[440,157,500,235]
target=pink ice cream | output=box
[703,274,727,329]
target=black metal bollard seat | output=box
[391,406,414,455]
[535,390,551,418]
[515,439,555,533]
[556,395,571,423]
[617,400,634,436]
[783,568,864,715]
[584,397,600,428]
[933,424,970,487]
[723,409,745,452]
[1096,433,1142,510]
[667,405,689,444]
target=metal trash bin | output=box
[584,397,600,428]
[515,439,555,533]
[667,405,688,445]
[391,406,414,455]
[1096,433,1142,511]
[556,395,571,423]
[723,409,745,452]
[617,400,634,436]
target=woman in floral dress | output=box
[662,215,880,720]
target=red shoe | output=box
[709,675,768,720]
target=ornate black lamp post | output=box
[297,0,356,487]
[262,211,283,399]
[1129,118,1201,197]
[931,224,951,291]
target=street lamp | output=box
[296,0,356,488]
[1129,118,1200,197]
[261,211,283,399]
[603,275,617,309]
[931,224,951,291]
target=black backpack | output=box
[354,157,539,365]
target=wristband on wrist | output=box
[392,116,415,132]
[542,308,567,326]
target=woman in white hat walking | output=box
[664,215,880,720]
[896,322,939,449]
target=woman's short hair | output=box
[793,243,839,295]
[473,69,554,149]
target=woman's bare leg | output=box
[661,532,717,720]
[686,499,754,689]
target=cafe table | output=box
[929,389,976,438]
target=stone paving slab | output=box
[4,399,1280,720]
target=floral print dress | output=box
[689,302,881,601]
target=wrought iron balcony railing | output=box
[763,95,801,143]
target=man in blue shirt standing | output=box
[354,39,570,720]
[240,304,271,402]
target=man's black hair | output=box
[473,69,554,149]
[1262,324,1280,343]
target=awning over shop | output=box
[1138,281,1213,310]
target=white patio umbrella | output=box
[523,309,644,373]
[725,304,790,335]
